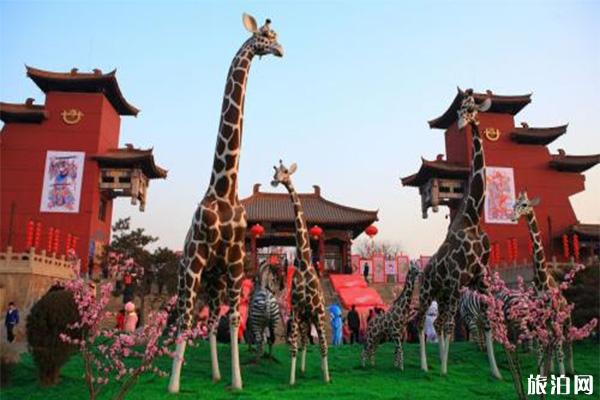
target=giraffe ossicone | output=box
[168,13,283,394]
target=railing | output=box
[0,246,74,279]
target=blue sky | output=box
[1,1,599,255]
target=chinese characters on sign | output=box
[39,151,85,213]
[527,374,594,396]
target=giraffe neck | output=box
[458,123,486,227]
[208,39,255,202]
[525,211,552,291]
[393,272,417,308]
[283,181,312,272]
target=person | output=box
[329,304,343,346]
[4,302,19,343]
[347,305,360,345]
[124,302,138,332]
[367,308,376,325]
[122,273,134,304]
[362,262,370,283]
[425,300,438,343]
[115,308,125,330]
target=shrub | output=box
[26,287,81,386]
[0,344,20,387]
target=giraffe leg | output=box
[289,317,299,385]
[207,281,224,382]
[300,322,309,375]
[394,336,404,371]
[418,328,428,372]
[316,318,330,383]
[169,267,200,393]
[226,259,244,391]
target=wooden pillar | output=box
[319,234,325,275]
[251,235,258,275]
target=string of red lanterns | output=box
[309,225,323,239]
[250,223,265,237]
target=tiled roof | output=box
[401,157,469,187]
[549,149,600,173]
[26,66,139,116]
[90,145,167,179]
[0,99,48,124]
[428,89,531,129]
[511,123,568,145]
[241,184,378,226]
[569,224,600,240]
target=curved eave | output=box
[0,102,48,124]
[549,154,600,173]
[569,224,600,241]
[26,66,139,116]
[511,124,568,145]
[240,191,378,227]
[401,159,469,187]
[428,90,532,129]
[91,152,168,179]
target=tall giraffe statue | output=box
[271,160,330,385]
[512,191,573,375]
[361,260,421,369]
[414,88,502,379]
[168,14,283,393]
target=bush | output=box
[0,344,20,387]
[564,263,600,340]
[26,287,81,386]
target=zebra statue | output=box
[247,261,284,357]
[459,286,529,350]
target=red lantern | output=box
[365,225,378,238]
[250,223,265,238]
[562,234,570,259]
[309,225,323,239]
[25,220,34,248]
[47,227,54,253]
[506,239,513,263]
[53,229,60,254]
[34,222,42,249]
[572,234,580,262]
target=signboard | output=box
[40,151,85,213]
[373,254,385,283]
[396,254,410,283]
[351,254,362,275]
[485,166,517,224]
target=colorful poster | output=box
[40,151,85,213]
[373,254,385,283]
[485,167,517,224]
[351,254,362,275]
[396,254,410,283]
[385,260,397,275]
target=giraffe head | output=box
[242,13,284,57]
[271,160,297,187]
[406,260,422,284]
[511,191,540,222]
[457,88,492,129]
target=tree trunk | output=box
[504,348,526,400]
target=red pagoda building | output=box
[402,89,599,265]
[0,66,167,273]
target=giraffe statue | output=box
[414,88,502,379]
[271,160,330,385]
[361,261,421,369]
[511,191,573,375]
[168,13,283,393]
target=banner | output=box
[40,151,85,213]
[485,166,517,224]
[351,255,362,275]
[396,254,410,283]
[372,254,385,283]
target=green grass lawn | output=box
[3,341,599,399]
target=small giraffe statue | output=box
[414,88,502,378]
[271,160,330,385]
[512,191,573,375]
[361,261,421,369]
[168,14,283,393]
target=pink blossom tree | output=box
[60,251,201,400]
[478,265,597,400]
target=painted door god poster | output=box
[40,151,85,213]
[485,166,516,224]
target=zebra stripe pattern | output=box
[247,262,283,356]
